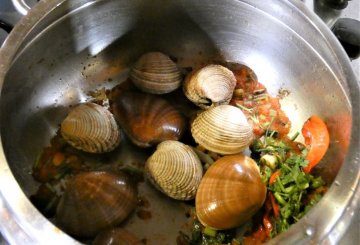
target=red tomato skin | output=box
[302,115,330,173]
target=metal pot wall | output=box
[0,0,359,244]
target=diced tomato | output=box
[251,225,268,242]
[269,192,280,218]
[269,97,281,110]
[302,116,330,173]
[269,170,281,185]
[263,214,273,237]
[272,110,291,136]
[52,152,65,166]
[257,104,270,116]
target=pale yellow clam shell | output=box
[130,52,182,94]
[145,140,203,200]
[191,104,253,154]
[61,102,121,153]
[183,64,236,109]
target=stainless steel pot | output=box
[0,0,359,244]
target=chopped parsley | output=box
[255,137,326,236]
[189,220,238,245]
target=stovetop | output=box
[0,1,359,245]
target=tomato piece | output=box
[243,230,266,245]
[52,152,65,166]
[269,170,281,185]
[251,225,268,242]
[263,214,273,238]
[302,115,330,173]
[269,192,280,218]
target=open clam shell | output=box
[61,102,121,153]
[56,171,137,237]
[130,52,182,94]
[183,64,236,109]
[145,140,203,200]
[195,154,266,230]
[191,104,253,155]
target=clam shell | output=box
[130,52,182,94]
[61,103,120,153]
[93,228,142,245]
[110,91,186,148]
[196,154,266,230]
[56,171,137,237]
[191,104,253,155]
[145,140,203,200]
[183,64,236,109]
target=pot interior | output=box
[0,0,351,244]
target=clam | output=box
[191,104,253,155]
[183,64,236,109]
[61,102,120,153]
[130,52,182,94]
[93,228,142,245]
[145,140,203,200]
[56,171,137,237]
[110,91,186,148]
[195,154,266,230]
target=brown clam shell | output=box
[56,171,137,237]
[110,91,186,148]
[93,228,142,245]
[195,154,266,230]
[61,102,121,153]
[130,52,182,94]
[145,140,203,200]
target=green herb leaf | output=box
[258,136,326,237]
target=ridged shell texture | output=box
[183,64,236,109]
[196,154,266,230]
[146,140,203,200]
[93,228,142,245]
[110,91,185,148]
[191,104,253,154]
[56,171,137,237]
[61,103,120,153]
[130,52,182,94]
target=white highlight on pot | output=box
[244,53,276,88]
[68,1,135,56]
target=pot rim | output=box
[0,0,359,244]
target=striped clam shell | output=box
[130,52,182,94]
[110,91,186,148]
[145,140,203,200]
[61,102,120,153]
[56,171,137,237]
[93,228,142,245]
[191,104,253,155]
[196,154,266,230]
[183,64,236,109]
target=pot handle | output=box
[321,0,349,10]
[0,20,13,34]
[0,20,13,48]
[332,18,360,60]
[11,0,31,16]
